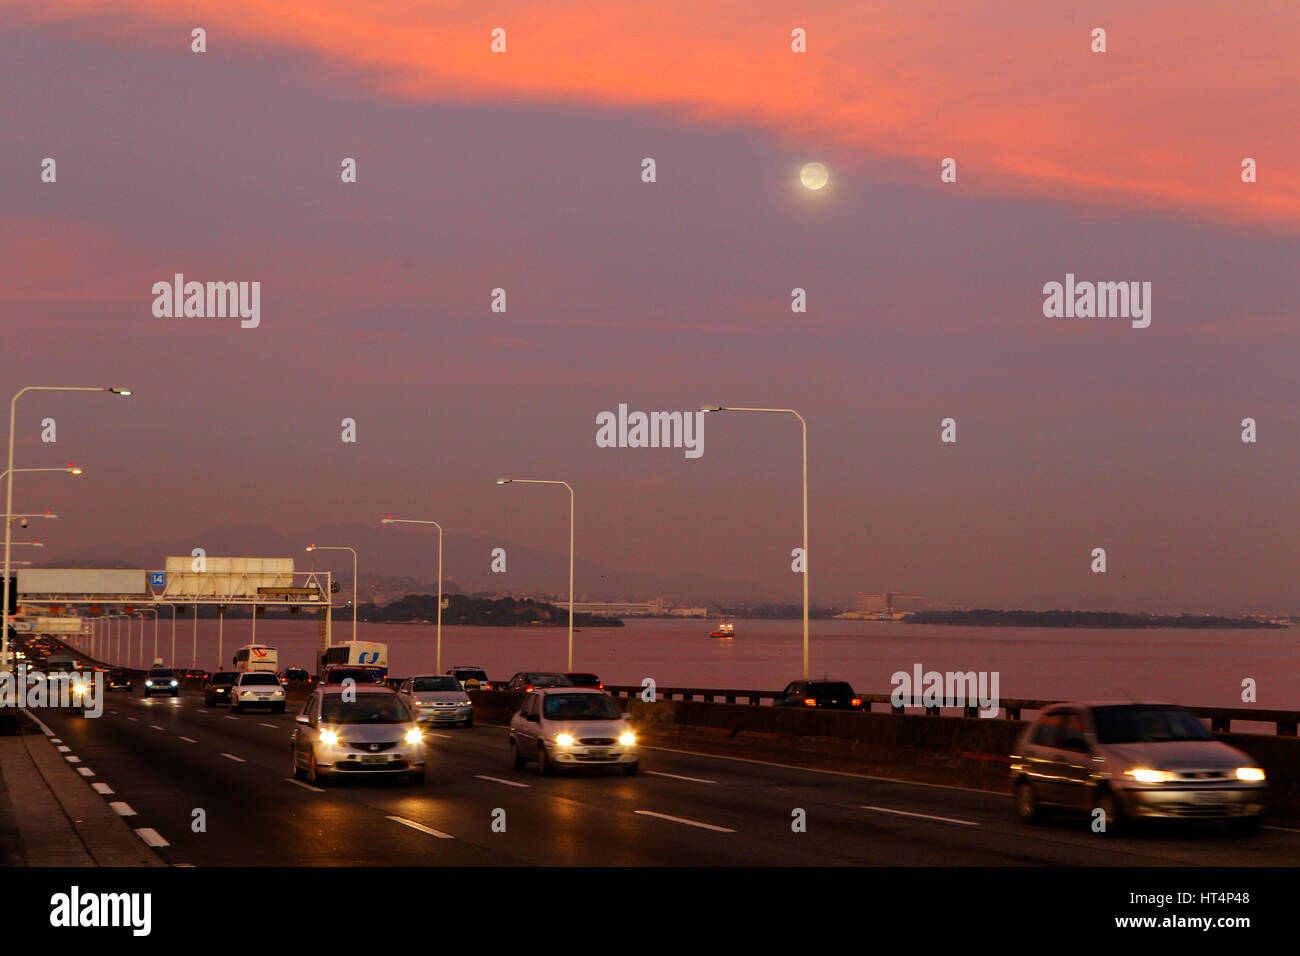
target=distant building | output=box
[838,592,926,620]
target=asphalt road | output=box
[31,688,1300,866]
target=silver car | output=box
[1011,702,1267,833]
[230,671,287,713]
[291,686,426,785]
[398,675,474,727]
[509,687,639,776]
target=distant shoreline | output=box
[902,609,1288,629]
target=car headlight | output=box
[1124,768,1175,784]
[555,733,575,746]
[319,730,339,746]
[1236,767,1266,782]
[145,681,154,687]
[273,690,284,697]
[72,681,89,696]
[404,728,423,745]
[619,732,636,746]
[170,680,178,686]
[240,691,253,697]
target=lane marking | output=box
[475,775,530,788]
[92,783,114,795]
[127,716,139,722]
[150,725,165,731]
[56,745,70,753]
[224,715,239,721]
[646,770,716,784]
[76,768,94,777]
[178,736,197,743]
[135,828,170,847]
[259,723,277,729]
[285,778,324,792]
[220,753,246,763]
[196,710,208,714]
[64,755,81,764]
[633,810,735,833]
[50,738,62,744]
[860,805,979,827]
[424,732,452,739]
[385,815,453,839]
[109,801,137,817]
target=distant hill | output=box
[904,609,1287,629]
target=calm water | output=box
[127,617,1299,712]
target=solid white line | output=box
[285,778,324,792]
[135,828,169,847]
[76,768,94,777]
[646,770,716,784]
[109,801,136,817]
[475,775,530,788]
[860,805,979,827]
[385,815,453,839]
[220,752,246,763]
[633,810,735,833]
[92,782,114,795]
[178,736,196,743]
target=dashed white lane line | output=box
[633,810,735,833]
[150,725,165,731]
[424,732,452,739]
[127,716,139,722]
[135,828,170,847]
[76,768,94,777]
[220,753,246,763]
[196,710,208,714]
[49,738,62,744]
[56,745,70,753]
[285,778,324,792]
[178,736,197,743]
[646,770,717,784]
[64,755,81,764]
[860,805,980,827]
[385,815,453,839]
[109,801,137,817]
[92,783,114,795]
[224,715,239,721]
[259,722,277,728]
[475,775,530,788]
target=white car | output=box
[230,671,287,714]
[509,687,638,776]
[398,675,474,727]
[291,686,425,785]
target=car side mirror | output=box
[295,714,310,725]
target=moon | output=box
[800,161,829,190]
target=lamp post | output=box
[306,545,358,642]
[3,385,128,673]
[496,478,575,671]
[701,405,810,679]
[381,516,444,673]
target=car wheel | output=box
[1015,780,1042,824]
[172,690,179,697]
[306,750,326,787]
[622,761,639,777]
[407,770,426,785]
[143,691,149,699]
[510,738,526,770]
[537,744,554,776]
[463,715,474,728]
[274,704,285,714]
[232,703,242,715]
[1097,790,1126,836]
[291,747,307,781]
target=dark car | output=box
[183,668,210,681]
[503,672,573,692]
[143,667,180,698]
[564,672,604,690]
[320,666,379,686]
[107,668,133,692]
[772,680,863,710]
[280,668,312,684]
[203,670,239,707]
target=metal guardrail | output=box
[602,685,1300,737]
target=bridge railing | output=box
[602,685,1300,737]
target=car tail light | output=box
[804,698,817,707]
[851,698,862,707]
[525,685,534,692]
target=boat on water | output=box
[709,620,735,639]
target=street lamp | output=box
[496,478,575,671]
[306,545,358,642]
[701,405,810,679]
[3,384,127,673]
[382,515,444,673]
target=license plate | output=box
[1191,790,1223,803]
[587,750,610,759]
[360,755,387,764]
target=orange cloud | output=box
[10,0,1300,225]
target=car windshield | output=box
[529,674,572,686]
[1092,706,1213,744]
[566,673,600,686]
[453,670,488,681]
[240,673,280,686]
[321,695,412,724]
[148,669,174,678]
[807,682,854,698]
[542,693,622,720]
[412,677,461,692]
[211,672,238,683]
